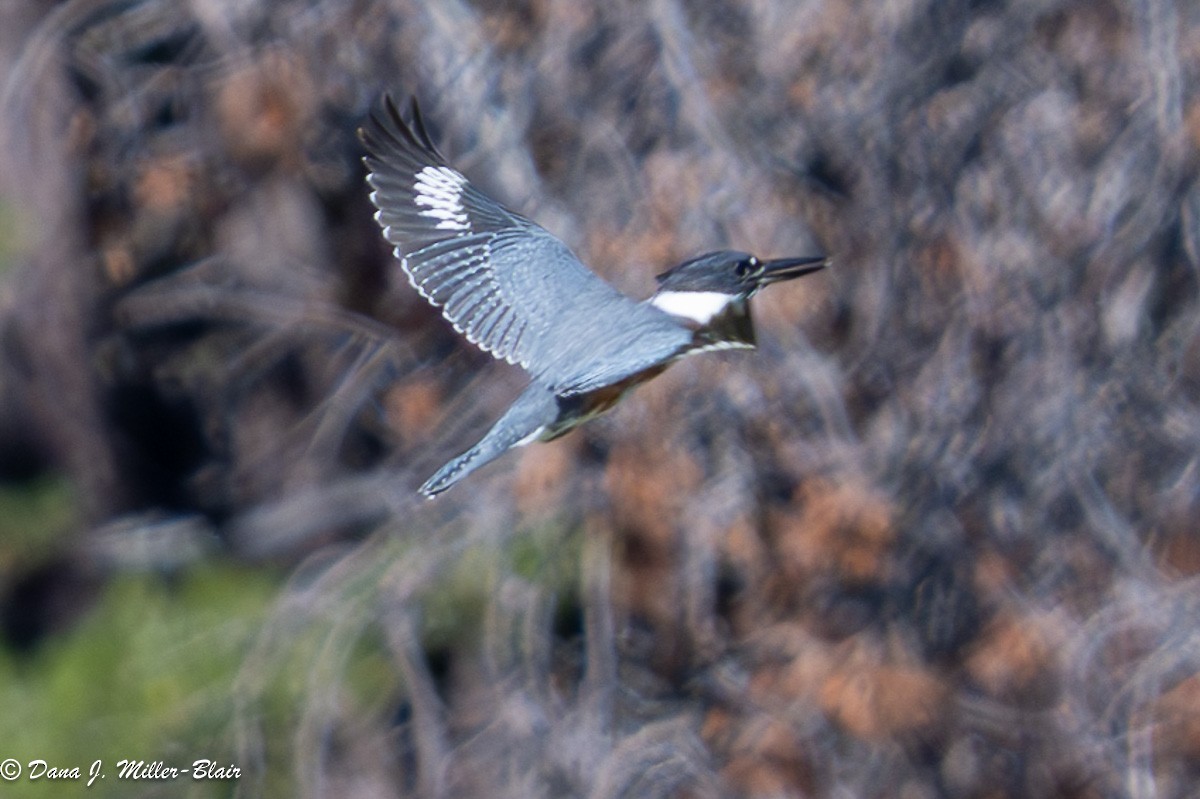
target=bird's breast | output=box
[687,301,757,352]
[543,364,671,440]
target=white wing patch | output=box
[414,166,470,231]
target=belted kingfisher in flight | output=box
[360,96,827,497]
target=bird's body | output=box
[360,97,826,496]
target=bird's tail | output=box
[419,384,559,498]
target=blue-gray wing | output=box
[360,96,691,394]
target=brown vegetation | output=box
[3,0,1200,796]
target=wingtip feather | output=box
[359,92,444,166]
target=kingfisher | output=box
[360,96,827,497]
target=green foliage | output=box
[420,521,583,653]
[0,477,76,570]
[0,199,18,276]
[0,492,583,798]
[0,566,277,798]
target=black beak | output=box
[759,255,829,284]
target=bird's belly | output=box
[542,365,670,441]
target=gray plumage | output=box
[360,96,826,497]
[360,97,693,398]
[419,383,558,497]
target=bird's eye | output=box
[736,257,761,278]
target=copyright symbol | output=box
[0,759,20,780]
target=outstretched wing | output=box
[359,95,691,394]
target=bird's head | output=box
[650,250,827,324]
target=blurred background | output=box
[2,0,1200,796]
